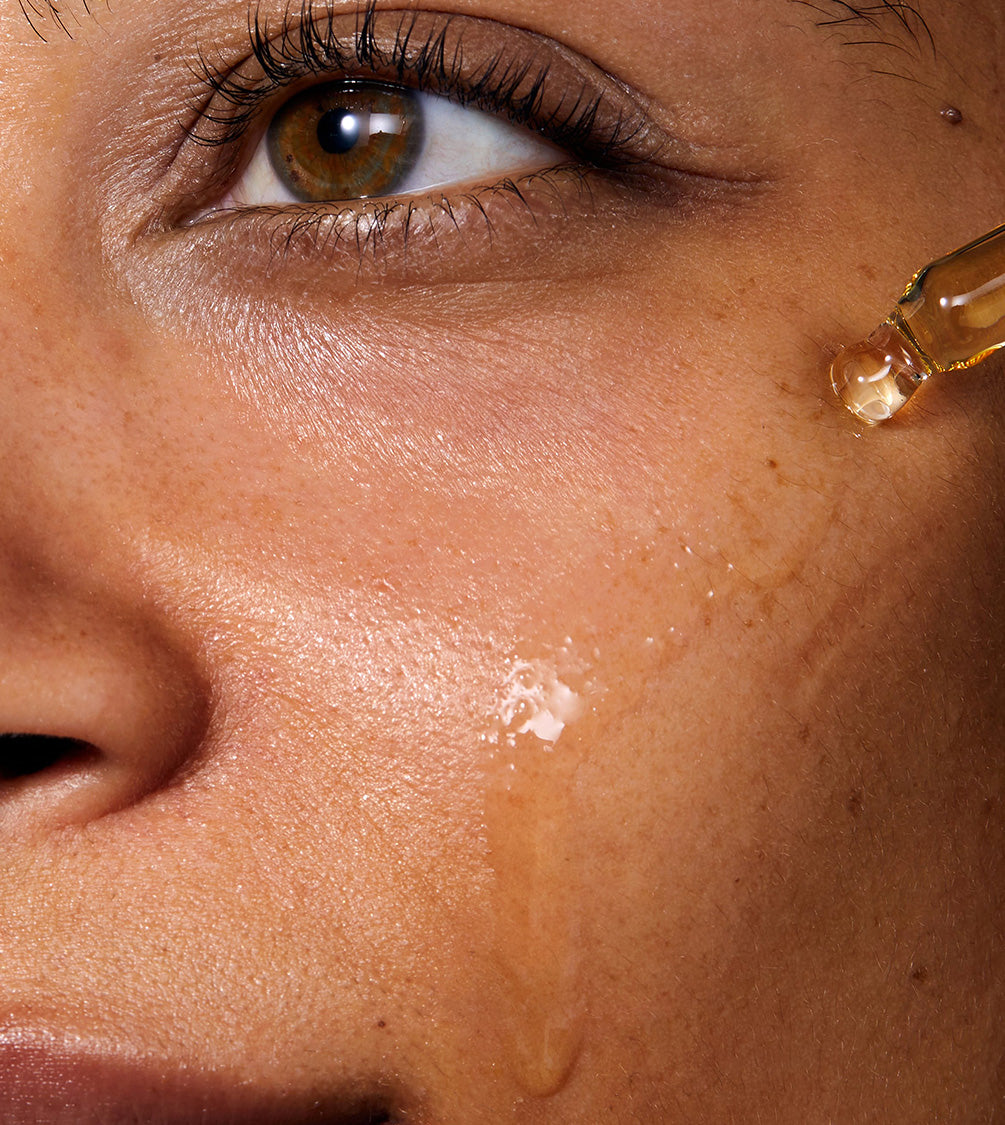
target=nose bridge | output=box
[0,45,117,414]
[0,290,132,564]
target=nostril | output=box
[0,730,121,839]
[0,626,210,839]
[0,733,97,781]
[0,545,213,840]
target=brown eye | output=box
[266,81,424,202]
[223,77,565,213]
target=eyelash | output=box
[194,2,645,158]
[182,1,656,255]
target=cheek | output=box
[192,281,838,618]
[135,279,856,867]
[112,254,988,1110]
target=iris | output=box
[267,81,423,201]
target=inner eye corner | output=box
[0,733,97,782]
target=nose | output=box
[0,298,210,844]
[0,548,209,840]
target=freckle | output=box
[910,965,929,984]
[940,105,963,125]
[765,458,778,470]
[858,263,877,281]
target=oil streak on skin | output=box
[484,656,587,1100]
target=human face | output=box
[0,0,1002,1121]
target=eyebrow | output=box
[19,0,98,41]
[18,0,941,64]
[792,0,937,66]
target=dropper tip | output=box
[830,322,929,424]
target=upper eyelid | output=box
[186,3,670,168]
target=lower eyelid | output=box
[160,164,599,288]
[124,158,763,344]
[239,167,594,267]
[168,160,723,289]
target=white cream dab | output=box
[493,658,585,747]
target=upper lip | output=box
[0,1026,397,1125]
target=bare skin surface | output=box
[0,0,1002,1121]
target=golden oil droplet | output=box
[486,738,584,1098]
[832,222,1005,422]
[830,322,928,423]
[485,662,586,1100]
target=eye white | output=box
[227,89,566,207]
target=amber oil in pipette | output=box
[831,222,1005,422]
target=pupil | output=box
[317,109,362,155]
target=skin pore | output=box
[0,0,1003,1121]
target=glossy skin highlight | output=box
[0,0,1003,1122]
